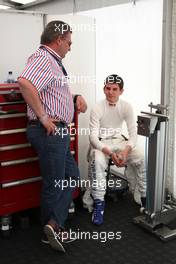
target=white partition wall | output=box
[79,0,163,105]
[0,11,43,82]
[79,0,163,149]
[47,15,96,180]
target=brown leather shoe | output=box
[44,224,65,252]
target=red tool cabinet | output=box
[0,83,79,232]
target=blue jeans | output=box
[27,122,80,228]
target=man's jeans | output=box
[27,122,79,228]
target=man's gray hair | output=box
[40,20,72,45]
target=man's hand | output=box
[112,146,132,167]
[39,116,59,136]
[102,147,128,167]
[75,95,87,113]
[112,151,127,167]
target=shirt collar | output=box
[40,44,62,61]
[105,99,118,107]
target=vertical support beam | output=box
[161,0,173,105]
[160,0,173,196]
[147,131,157,214]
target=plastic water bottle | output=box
[6,71,15,83]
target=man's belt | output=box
[28,119,67,127]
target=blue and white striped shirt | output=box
[20,45,74,124]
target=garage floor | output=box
[0,193,176,264]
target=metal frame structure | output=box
[134,103,176,241]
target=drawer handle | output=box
[1,176,42,188]
[0,90,21,95]
[0,113,26,119]
[0,143,31,151]
[0,128,26,135]
[0,101,24,106]
[0,157,38,167]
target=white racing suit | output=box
[83,99,146,209]
[83,137,146,208]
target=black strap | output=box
[99,135,128,141]
[55,59,68,77]
[121,134,128,141]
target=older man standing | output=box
[18,20,87,252]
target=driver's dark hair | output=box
[104,74,124,90]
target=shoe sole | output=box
[41,239,49,244]
[44,225,65,252]
[42,235,77,244]
[62,235,77,244]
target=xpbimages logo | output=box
[54,126,122,138]
[54,178,122,190]
[54,22,125,34]
[54,229,122,243]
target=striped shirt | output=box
[20,45,74,124]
